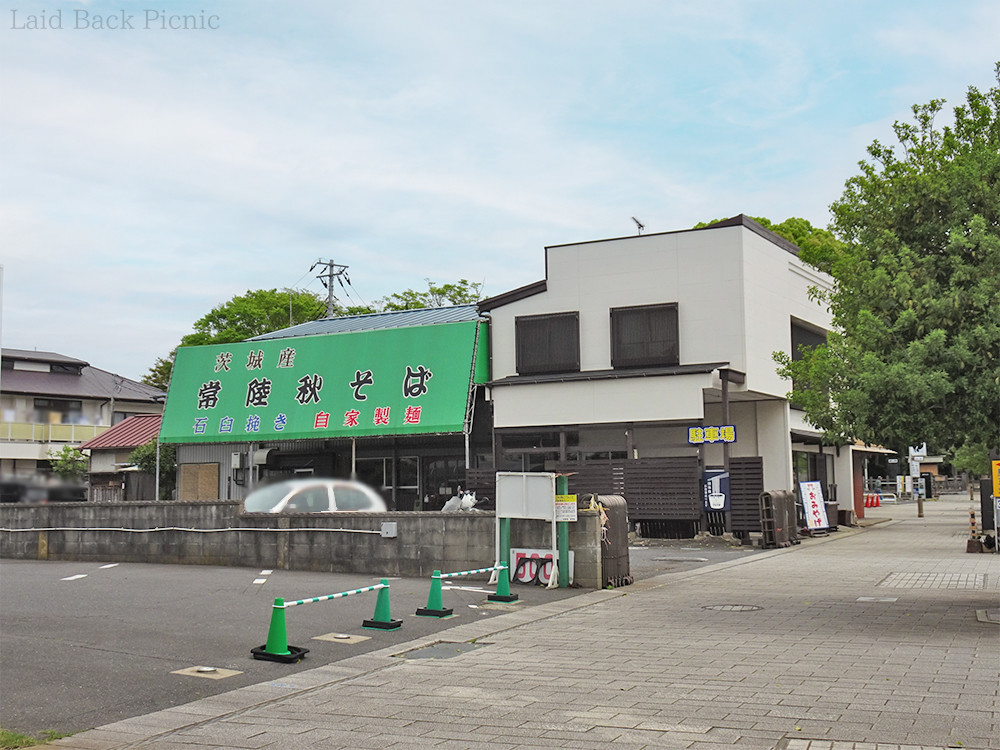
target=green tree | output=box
[129,440,176,501]
[142,288,327,388]
[143,280,485,388]
[179,288,327,347]
[46,445,89,482]
[776,64,1000,457]
[143,351,176,392]
[377,278,483,311]
[694,216,842,260]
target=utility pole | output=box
[311,259,349,318]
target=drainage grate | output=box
[393,641,488,659]
[702,604,763,612]
[878,572,986,589]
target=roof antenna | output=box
[631,217,645,235]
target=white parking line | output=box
[99,563,119,569]
[252,578,268,584]
[61,574,87,581]
[442,585,493,594]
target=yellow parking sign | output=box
[992,460,1000,498]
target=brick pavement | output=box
[43,496,999,749]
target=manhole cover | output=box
[393,641,488,659]
[702,604,762,612]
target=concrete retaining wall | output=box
[0,502,604,588]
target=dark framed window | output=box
[610,303,679,369]
[515,312,580,375]
[790,319,827,409]
[34,398,84,424]
[791,320,826,359]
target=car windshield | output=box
[243,482,295,513]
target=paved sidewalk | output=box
[42,496,999,749]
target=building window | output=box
[611,303,678,369]
[34,398,84,424]
[515,312,580,375]
[790,319,827,408]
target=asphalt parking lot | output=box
[0,538,762,738]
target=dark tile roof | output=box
[80,414,162,450]
[1,359,164,403]
[249,304,483,341]
[2,348,89,366]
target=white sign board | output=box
[510,548,574,585]
[799,480,830,530]
[495,472,556,520]
[554,494,578,522]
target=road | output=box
[0,559,579,736]
[0,533,762,737]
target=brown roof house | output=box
[80,414,163,502]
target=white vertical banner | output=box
[799,480,830,530]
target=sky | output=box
[2,1,998,383]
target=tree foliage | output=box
[142,280,484,389]
[695,215,842,260]
[142,288,326,389]
[376,278,483,311]
[129,439,176,500]
[777,64,1000,457]
[179,288,327,347]
[46,445,89,482]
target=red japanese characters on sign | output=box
[799,480,830,530]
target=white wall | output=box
[488,221,833,498]
[491,372,714,428]
[490,227,747,383]
[741,232,833,398]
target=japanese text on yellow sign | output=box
[688,425,737,445]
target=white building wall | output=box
[741,231,834,398]
[487,220,836,495]
[490,226,749,418]
[492,372,715,428]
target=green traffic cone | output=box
[264,598,291,655]
[251,598,309,662]
[416,571,453,617]
[489,563,518,603]
[363,578,403,630]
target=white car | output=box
[243,479,387,514]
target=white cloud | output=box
[1,0,995,378]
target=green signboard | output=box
[159,321,488,443]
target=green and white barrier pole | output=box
[253,581,401,662]
[418,564,519,617]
